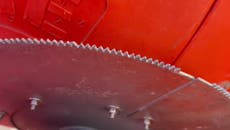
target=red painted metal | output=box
[175,0,230,85]
[0,0,108,41]
[85,0,215,63]
[0,0,214,63]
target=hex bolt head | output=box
[108,105,121,119]
[0,112,6,120]
[29,97,41,111]
[144,115,153,130]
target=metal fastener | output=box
[0,112,6,120]
[144,115,153,130]
[29,97,41,110]
[108,105,121,119]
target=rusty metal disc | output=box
[0,38,229,130]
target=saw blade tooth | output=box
[46,39,53,45]
[4,38,11,44]
[15,38,21,43]
[117,50,123,56]
[111,49,117,54]
[173,67,181,73]
[168,65,176,71]
[129,53,136,59]
[40,39,47,45]
[92,45,98,51]
[33,38,40,45]
[212,84,230,99]
[165,64,178,72]
[71,41,80,48]
[214,85,224,91]
[69,41,78,48]
[9,38,16,44]
[85,44,92,50]
[123,51,129,58]
[152,59,159,65]
[66,41,72,47]
[163,63,171,69]
[69,41,77,47]
[59,40,66,46]
[146,58,153,63]
[134,54,141,60]
[98,46,104,50]
[0,38,6,44]
[52,39,59,46]
[157,61,165,67]
[169,65,181,73]
[22,38,31,44]
[79,43,86,49]
[27,38,34,44]
[140,56,147,62]
[98,46,104,52]
[104,47,111,53]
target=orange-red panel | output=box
[86,0,215,63]
[0,0,215,63]
[175,0,230,84]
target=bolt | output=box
[0,112,6,120]
[29,97,41,111]
[144,115,153,130]
[108,105,120,119]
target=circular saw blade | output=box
[0,38,229,130]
